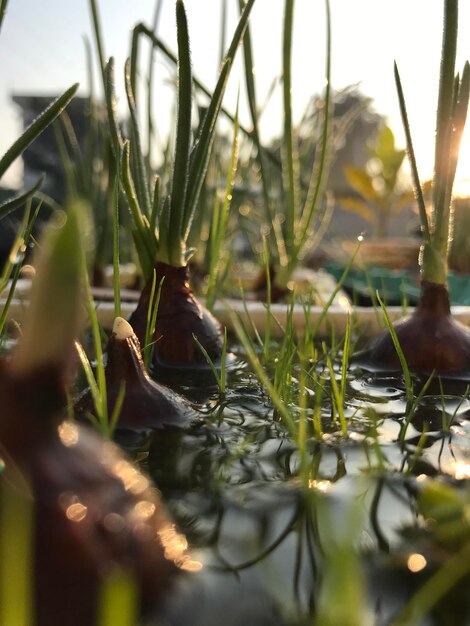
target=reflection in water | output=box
[109,459,149,495]
[141,368,470,623]
[65,502,88,523]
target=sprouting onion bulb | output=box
[113,316,134,341]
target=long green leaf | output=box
[183,59,230,238]
[97,569,138,626]
[183,0,256,238]
[168,0,192,265]
[104,58,123,163]
[0,0,9,34]
[0,476,34,626]
[112,174,121,319]
[376,292,413,403]
[282,0,299,254]
[120,142,155,279]
[146,0,164,176]
[0,175,44,222]
[206,99,240,310]
[297,0,332,254]
[82,262,110,436]
[394,62,430,242]
[132,22,278,163]
[124,58,152,219]
[432,0,458,258]
[0,83,79,181]
[88,0,107,84]
[237,0,273,227]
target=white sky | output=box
[0,0,469,190]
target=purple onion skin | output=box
[368,281,470,374]
[129,262,223,370]
[103,329,195,430]
[0,361,193,626]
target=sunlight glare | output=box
[407,553,427,573]
[454,126,470,198]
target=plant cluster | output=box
[0,0,469,625]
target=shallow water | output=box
[119,357,470,625]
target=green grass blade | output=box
[312,372,325,440]
[129,25,140,103]
[88,0,107,83]
[325,350,348,437]
[97,569,138,626]
[121,142,156,279]
[399,372,435,445]
[0,175,44,222]
[282,0,300,255]
[183,0,256,240]
[53,118,78,198]
[75,340,101,418]
[0,476,34,626]
[109,381,126,434]
[124,58,152,218]
[297,0,332,255]
[104,58,123,163]
[376,292,413,403]
[237,0,273,227]
[340,313,351,403]
[218,0,227,68]
[239,282,264,350]
[0,0,8,34]
[206,100,240,310]
[168,0,192,265]
[157,194,171,264]
[230,309,298,439]
[112,174,121,319]
[220,326,228,394]
[0,199,38,289]
[136,21,278,167]
[82,266,110,436]
[146,1,164,174]
[193,334,222,390]
[149,175,160,236]
[262,236,272,362]
[433,0,458,225]
[0,202,41,337]
[0,84,79,181]
[59,111,85,189]
[143,273,164,369]
[394,62,430,242]
[183,59,230,237]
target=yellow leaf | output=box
[337,197,374,221]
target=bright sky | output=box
[0,0,469,191]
